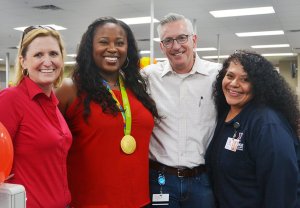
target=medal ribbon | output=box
[102,75,132,135]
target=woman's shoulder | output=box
[0,87,25,118]
[245,104,285,127]
[57,78,76,91]
[253,105,279,118]
[55,78,77,116]
[0,86,22,101]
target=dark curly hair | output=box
[213,50,300,133]
[73,16,160,121]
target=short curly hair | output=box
[213,50,300,133]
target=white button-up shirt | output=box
[142,54,221,168]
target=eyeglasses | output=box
[20,25,55,46]
[161,34,192,48]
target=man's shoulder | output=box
[198,58,221,75]
[199,58,221,68]
[142,61,166,75]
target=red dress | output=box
[66,89,154,208]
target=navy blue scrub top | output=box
[206,102,300,208]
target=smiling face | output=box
[222,61,253,113]
[92,23,128,79]
[159,20,196,74]
[20,35,63,95]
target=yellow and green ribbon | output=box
[103,75,132,135]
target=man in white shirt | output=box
[143,13,220,208]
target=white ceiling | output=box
[1,0,300,66]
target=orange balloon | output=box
[0,122,13,184]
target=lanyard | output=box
[103,75,132,135]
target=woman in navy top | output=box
[206,50,300,208]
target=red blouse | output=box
[0,77,72,208]
[66,89,154,208]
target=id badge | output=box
[152,193,169,206]
[225,137,239,152]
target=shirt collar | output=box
[161,61,173,77]
[193,54,210,76]
[23,77,58,105]
[161,53,209,77]
[225,100,255,126]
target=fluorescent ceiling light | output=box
[156,58,168,61]
[262,53,296,57]
[202,55,229,59]
[67,54,77,57]
[154,38,160,42]
[251,44,290,48]
[196,47,217,51]
[140,50,150,54]
[210,6,275,18]
[0,59,3,61]
[118,16,159,25]
[236,30,284,37]
[14,24,67,31]
[64,61,76,65]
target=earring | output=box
[122,57,129,69]
[22,69,29,76]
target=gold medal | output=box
[120,135,136,154]
[105,76,135,154]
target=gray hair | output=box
[157,13,194,39]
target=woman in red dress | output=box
[56,17,160,208]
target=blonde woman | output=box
[0,26,72,207]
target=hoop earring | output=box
[122,57,129,69]
[22,69,29,76]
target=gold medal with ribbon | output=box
[120,135,136,154]
[103,75,136,154]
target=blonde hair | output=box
[15,28,66,87]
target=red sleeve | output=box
[0,88,23,140]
